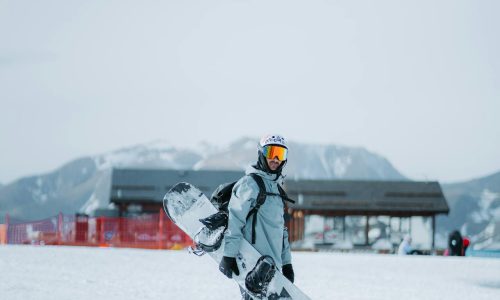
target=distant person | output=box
[218,134,294,299]
[397,235,413,255]
[462,236,471,256]
[448,230,464,256]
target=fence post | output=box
[5,213,9,244]
[57,212,63,245]
[101,217,106,246]
[158,209,164,249]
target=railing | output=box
[1,211,191,250]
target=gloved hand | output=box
[282,264,294,283]
[219,256,240,279]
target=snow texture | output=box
[1,245,500,300]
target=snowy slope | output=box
[1,245,499,300]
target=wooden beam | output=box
[432,215,436,251]
[342,216,346,240]
[365,216,370,246]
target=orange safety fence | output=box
[0,224,6,244]
[1,211,192,250]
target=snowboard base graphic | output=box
[163,182,311,300]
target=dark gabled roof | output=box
[110,168,244,204]
[109,168,449,217]
[284,180,449,216]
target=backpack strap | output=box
[277,185,295,204]
[246,173,267,244]
[245,174,295,244]
[253,184,295,204]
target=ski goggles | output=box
[262,145,288,161]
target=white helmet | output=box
[256,134,288,175]
[259,134,288,149]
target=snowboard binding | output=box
[200,211,228,231]
[245,255,276,298]
[189,215,227,256]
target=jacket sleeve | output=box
[281,227,292,265]
[223,176,258,258]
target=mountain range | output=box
[1,137,498,245]
[439,172,500,247]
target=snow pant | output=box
[449,231,463,256]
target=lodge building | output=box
[108,168,449,250]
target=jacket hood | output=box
[246,165,285,184]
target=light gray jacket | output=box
[223,166,292,267]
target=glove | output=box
[282,264,294,283]
[219,256,240,278]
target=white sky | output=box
[1,0,499,184]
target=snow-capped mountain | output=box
[0,138,404,222]
[196,137,406,180]
[439,171,500,247]
[93,140,205,171]
[0,141,207,222]
[0,157,100,222]
[1,137,499,247]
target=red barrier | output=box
[3,211,192,250]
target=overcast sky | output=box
[1,0,499,184]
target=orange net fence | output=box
[2,211,192,250]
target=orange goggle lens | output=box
[262,145,288,161]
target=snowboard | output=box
[163,182,311,300]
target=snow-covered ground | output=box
[1,246,500,300]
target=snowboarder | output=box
[448,230,464,256]
[397,235,413,255]
[218,134,294,299]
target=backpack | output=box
[196,173,295,253]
